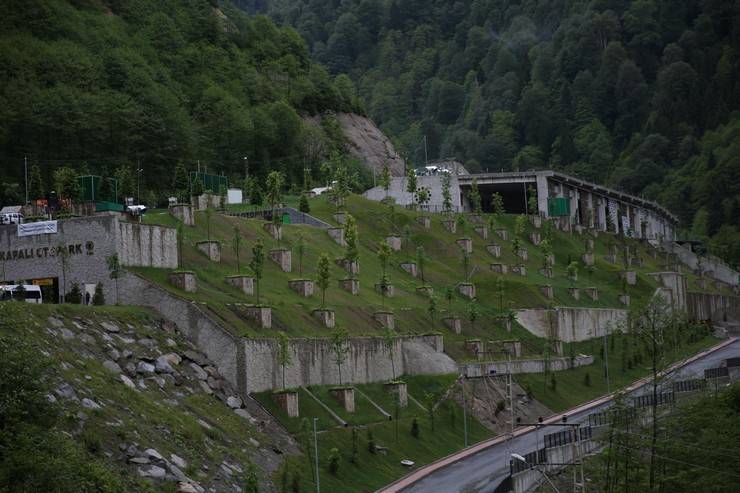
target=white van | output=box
[0,285,43,303]
[0,212,23,225]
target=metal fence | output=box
[704,366,729,379]
[633,391,675,409]
[543,426,592,449]
[510,448,548,474]
[588,407,638,427]
[672,378,707,393]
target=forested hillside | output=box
[246,0,740,266]
[0,0,364,197]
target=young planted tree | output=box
[250,239,265,304]
[218,184,227,212]
[378,240,392,308]
[176,223,184,269]
[265,170,285,231]
[496,277,505,312]
[540,238,552,270]
[232,226,242,273]
[172,163,189,202]
[402,225,412,260]
[406,168,418,209]
[459,243,471,282]
[295,232,306,277]
[427,295,437,322]
[330,326,350,386]
[416,186,431,211]
[513,214,527,259]
[567,261,579,286]
[382,326,397,380]
[106,253,122,304]
[332,164,351,213]
[380,161,391,201]
[416,246,426,284]
[469,178,482,215]
[467,299,478,330]
[299,193,310,213]
[344,214,359,278]
[277,331,292,390]
[441,172,452,214]
[204,207,213,241]
[456,214,467,237]
[491,192,505,220]
[527,186,538,217]
[445,286,454,312]
[317,253,331,309]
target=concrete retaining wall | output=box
[664,241,738,286]
[117,221,178,268]
[687,292,739,322]
[364,175,462,211]
[517,308,628,342]
[461,355,593,377]
[243,334,456,393]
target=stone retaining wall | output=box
[517,307,628,342]
[460,355,593,377]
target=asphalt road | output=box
[397,338,739,493]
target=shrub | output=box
[583,372,591,387]
[245,463,259,493]
[495,400,505,416]
[92,283,105,305]
[291,469,301,493]
[410,417,420,438]
[328,447,340,475]
[299,193,310,213]
[65,282,82,304]
[549,374,557,391]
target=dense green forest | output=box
[242,0,740,266]
[0,0,364,199]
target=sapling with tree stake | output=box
[406,168,418,209]
[380,161,391,201]
[540,238,552,270]
[491,192,505,220]
[377,240,392,308]
[428,295,437,322]
[331,327,350,386]
[382,326,397,380]
[295,232,306,277]
[459,243,471,282]
[204,207,213,241]
[317,253,331,309]
[567,261,578,286]
[456,214,467,237]
[277,331,292,391]
[527,186,538,218]
[445,286,454,313]
[416,246,427,283]
[467,299,478,330]
[469,178,482,216]
[416,186,431,211]
[344,214,359,278]
[250,239,265,305]
[441,172,452,214]
[232,225,242,273]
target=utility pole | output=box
[461,376,468,447]
[604,325,611,394]
[423,135,428,165]
[24,156,28,204]
[313,417,320,493]
[507,348,514,439]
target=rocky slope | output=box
[5,304,295,492]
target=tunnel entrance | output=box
[461,182,534,215]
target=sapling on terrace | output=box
[441,172,453,214]
[331,327,350,386]
[380,161,391,200]
[317,253,331,309]
[232,225,242,273]
[416,246,427,283]
[491,192,505,219]
[295,232,306,277]
[377,240,392,308]
[344,214,359,278]
[276,331,292,390]
[250,239,265,304]
[459,243,471,281]
[428,295,437,321]
[406,168,418,209]
[469,178,482,215]
[567,261,578,286]
[527,185,538,217]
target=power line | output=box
[610,442,740,480]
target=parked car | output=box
[0,212,24,225]
[126,204,147,215]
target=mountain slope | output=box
[249,0,740,265]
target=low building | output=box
[0,214,177,303]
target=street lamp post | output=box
[313,417,320,493]
[137,168,143,205]
[511,453,560,493]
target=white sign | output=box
[17,220,58,237]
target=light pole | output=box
[313,417,320,493]
[512,453,560,493]
[24,156,28,204]
[137,168,143,205]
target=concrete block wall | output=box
[117,221,178,268]
[517,307,628,342]
[460,355,594,377]
[242,335,456,393]
[664,241,738,286]
[687,292,739,322]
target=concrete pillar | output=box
[536,173,549,218]
[597,196,607,231]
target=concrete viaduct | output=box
[365,169,677,242]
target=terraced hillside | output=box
[140,193,726,362]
